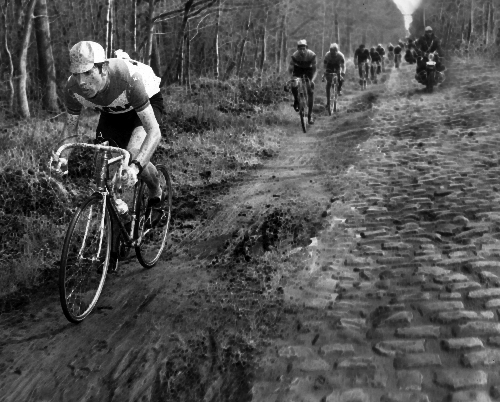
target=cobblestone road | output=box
[252,60,500,402]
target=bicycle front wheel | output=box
[59,194,111,323]
[135,164,172,268]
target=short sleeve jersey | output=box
[64,58,161,116]
[370,51,381,62]
[290,49,317,70]
[354,48,370,63]
[323,51,345,72]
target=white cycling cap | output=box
[330,43,339,50]
[115,49,130,59]
[297,39,307,46]
[69,41,106,74]
[425,26,433,31]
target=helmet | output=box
[425,26,433,32]
[297,39,307,47]
[377,44,382,47]
[329,43,338,51]
[69,41,106,74]
[370,47,375,52]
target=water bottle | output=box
[114,198,129,215]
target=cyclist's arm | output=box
[134,104,161,168]
[288,59,295,75]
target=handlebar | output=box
[50,142,131,189]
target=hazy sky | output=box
[392,0,422,15]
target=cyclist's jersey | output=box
[416,34,441,54]
[64,58,161,116]
[323,50,345,73]
[376,46,385,56]
[370,51,382,63]
[290,49,317,73]
[354,48,370,63]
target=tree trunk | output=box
[214,0,221,78]
[16,0,37,118]
[259,9,268,76]
[160,0,195,86]
[131,0,137,53]
[34,0,58,112]
[236,12,251,77]
[1,0,14,110]
[494,0,500,44]
[334,8,340,44]
[105,0,113,57]
[184,21,191,88]
[321,0,327,57]
[276,27,281,72]
[467,0,474,45]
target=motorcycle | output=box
[420,51,444,93]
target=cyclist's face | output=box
[73,66,106,98]
[331,48,338,55]
[425,31,432,37]
[298,45,307,55]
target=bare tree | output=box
[105,0,113,57]
[1,0,14,109]
[34,0,58,112]
[214,0,221,78]
[16,0,38,118]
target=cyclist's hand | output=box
[50,152,68,177]
[122,164,139,188]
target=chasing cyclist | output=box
[54,41,164,203]
[369,47,382,83]
[354,44,371,88]
[375,43,386,71]
[322,43,345,110]
[288,39,318,125]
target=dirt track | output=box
[4,59,500,402]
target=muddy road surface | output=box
[3,60,500,402]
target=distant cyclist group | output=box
[286,26,446,122]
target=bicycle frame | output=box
[52,143,145,247]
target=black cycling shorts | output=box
[96,92,165,149]
[292,67,314,81]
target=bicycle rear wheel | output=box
[59,194,111,323]
[333,82,338,112]
[299,93,307,133]
[135,164,172,268]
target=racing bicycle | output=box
[287,75,310,133]
[323,72,340,115]
[358,62,369,90]
[51,142,172,323]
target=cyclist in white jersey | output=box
[55,41,164,203]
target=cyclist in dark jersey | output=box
[354,44,371,87]
[376,44,386,70]
[288,39,318,124]
[369,47,382,82]
[58,41,164,203]
[323,43,345,108]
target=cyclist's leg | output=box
[325,73,332,105]
[290,76,300,110]
[306,75,314,121]
[127,127,161,200]
[337,71,342,93]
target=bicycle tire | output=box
[59,193,111,323]
[333,80,338,113]
[135,164,172,268]
[299,90,307,133]
[427,71,434,93]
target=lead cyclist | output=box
[53,41,164,204]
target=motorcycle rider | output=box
[288,39,317,125]
[369,47,382,83]
[354,44,371,87]
[415,26,445,84]
[322,43,345,110]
